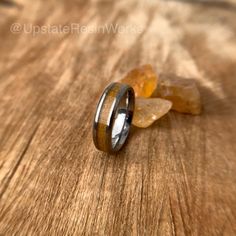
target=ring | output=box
[93,82,135,153]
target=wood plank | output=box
[0,0,236,235]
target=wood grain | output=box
[0,0,236,235]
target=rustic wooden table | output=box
[0,0,236,235]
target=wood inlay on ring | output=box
[96,83,123,151]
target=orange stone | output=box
[132,98,172,128]
[120,64,158,98]
[153,74,202,115]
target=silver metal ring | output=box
[93,82,135,153]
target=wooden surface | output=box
[0,0,236,235]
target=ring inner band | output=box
[111,90,130,149]
[93,83,135,153]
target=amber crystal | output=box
[132,98,172,128]
[153,74,202,115]
[121,64,158,98]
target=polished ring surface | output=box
[93,82,135,153]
